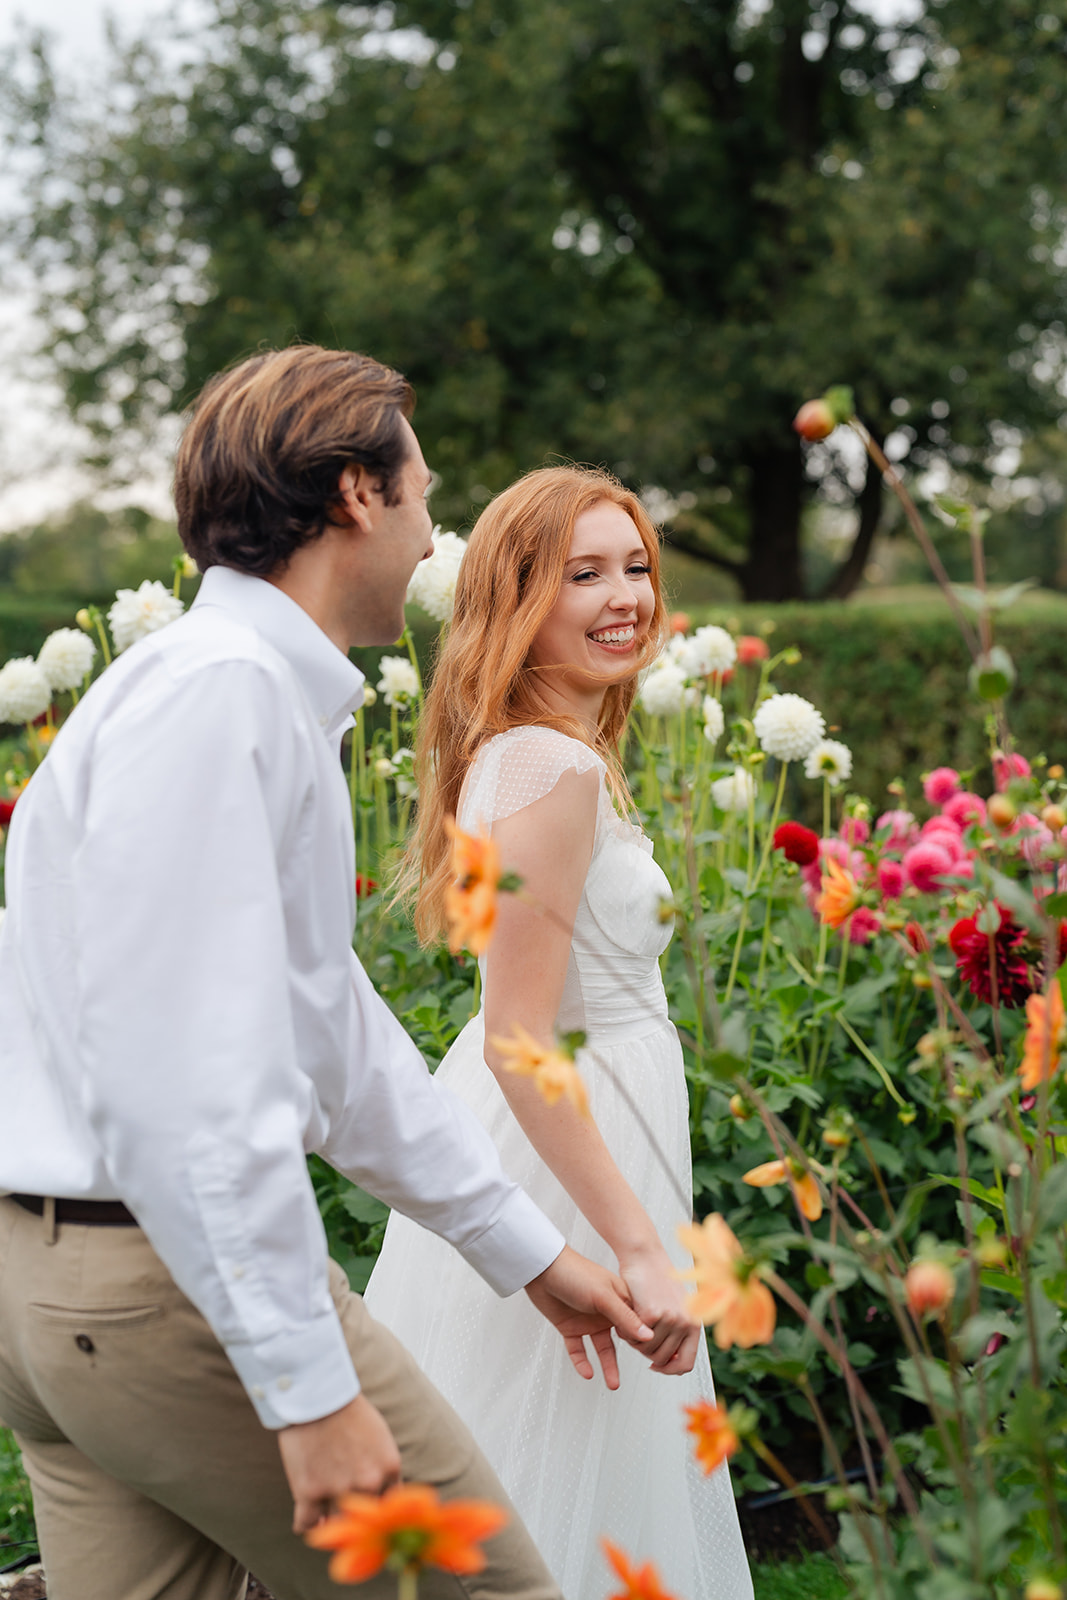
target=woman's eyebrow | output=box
[564,547,647,568]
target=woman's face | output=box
[525,501,656,700]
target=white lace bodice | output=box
[459,726,674,1042]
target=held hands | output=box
[524,1244,654,1390]
[277,1393,401,1533]
[617,1243,702,1375]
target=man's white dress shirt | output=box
[0,566,564,1428]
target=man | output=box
[0,346,655,1600]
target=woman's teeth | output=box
[589,626,635,644]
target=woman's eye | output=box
[572,570,598,582]
[628,564,652,576]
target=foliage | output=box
[0,1427,34,1557]
[5,0,1067,597]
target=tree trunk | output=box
[819,435,885,600]
[737,435,806,602]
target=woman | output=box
[365,466,753,1600]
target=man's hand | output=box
[277,1393,401,1534]
[524,1245,654,1390]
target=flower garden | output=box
[2,398,1067,1598]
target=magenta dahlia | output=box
[947,906,1031,1007]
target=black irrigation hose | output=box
[0,1547,41,1574]
[741,1464,871,1512]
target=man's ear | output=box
[333,464,377,532]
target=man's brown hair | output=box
[174,345,415,575]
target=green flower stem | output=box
[24,722,43,769]
[764,1267,935,1560]
[397,1568,419,1600]
[751,760,789,894]
[93,615,112,667]
[834,1014,907,1109]
[390,704,400,758]
[723,899,748,1007]
[822,778,831,839]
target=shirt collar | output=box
[193,566,365,735]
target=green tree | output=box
[5,0,1067,598]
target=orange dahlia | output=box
[489,1023,590,1117]
[444,818,502,955]
[1019,983,1067,1091]
[684,1399,740,1476]
[305,1483,507,1585]
[742,1157,823,1222]
[676,1214,776,1349]
[815,857,861,929]
[602,1539,681,1600]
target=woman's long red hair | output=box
[402,464,668,945]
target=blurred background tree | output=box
[3,0,1066,600]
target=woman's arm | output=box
[484,765,700,1374]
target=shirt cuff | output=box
[224,1308,360,1429]
[459,1188,565,1297]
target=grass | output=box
[752,1551,853,1599]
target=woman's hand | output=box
[617,1243,702,1375]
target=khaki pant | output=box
[0,1197,562,1600]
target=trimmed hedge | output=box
[4,585,1066,810]
[700,587,1067,813]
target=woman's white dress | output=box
[364,726,753,1600]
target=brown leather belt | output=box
[10,1193,138,1227]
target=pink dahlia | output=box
[876,809,918,851]
[903,840,956,894]
[947,907,1031,1007]
[1017,812,1055,870]
[942,791,987,830]
[920,820,966,860]
[923,767,961,806]
[877,859,905,900]
[839,816,870,847]
[848,906,881,944]
[994,752,1031,792]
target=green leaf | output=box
[341,1187,390,1226]
[968,646,1016,701]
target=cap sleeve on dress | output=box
[459,726,606,832]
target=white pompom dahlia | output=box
[108,581,184,653]
[638,659,687,715]
[804,738,853,787]
[702,694,725,746]
[753,693,825,762]
[0,657,52,724]
[406,528,467,624]
[711,767,757,813]
[675,624,737,678]
[376,655,420,707]
[38,628,96,692]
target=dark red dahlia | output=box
[774,821,820,866]
[0,797,17,827]
[947,905,1031,1007]
[355,874,378,899]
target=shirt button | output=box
[252,1385,265,1400]
[277,1375,292,1391]
[74,1333,95,1354]
[318,714,328,728]
[232,1266,245,1280]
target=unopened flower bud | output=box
[905,1258,954,1318]
[916,1033,940,1059]
[373,757,394,778]
[1048,764,1065,781]
[728,1093,751,1122]
[822,1125,851,1150]
[793,399,835,441]
[988,793,1016,831]
[75,608,92,631]
[912,971,933,990]
[360,685,378,707]
[1042,803,1066,832]
[974,1236,1008,1268]
[1025,1581,1063,1600]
